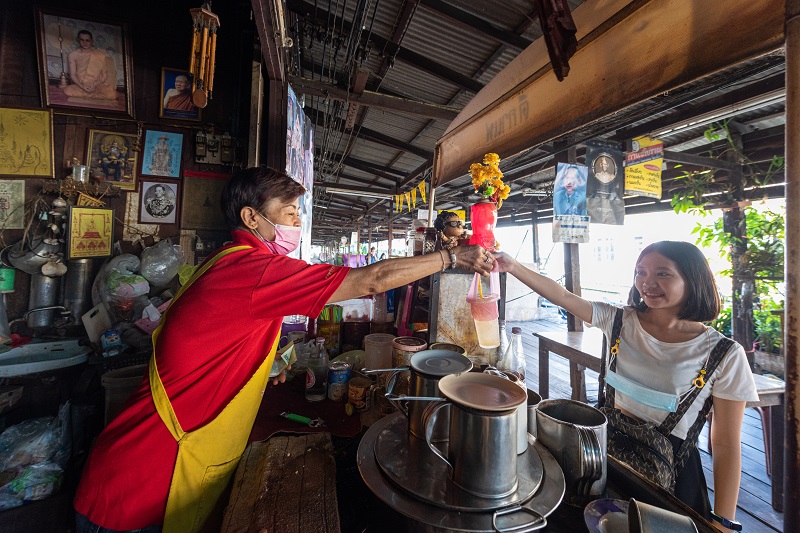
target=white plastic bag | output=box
[140,240,182,287]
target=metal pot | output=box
[373,349,472,441]
[421,372,527,499]
[535,399,607,507]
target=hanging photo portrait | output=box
[86,129,138,190]
[0,181,26,230]
[286,85,305,185]
[141,130,183,178]
[35,8,134,117]
[159,67,201,121]
[553,163,588,216]
[139,180,179,224]
[586,140,625,225]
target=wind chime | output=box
[189,2,220,108]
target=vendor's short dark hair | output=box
[627,241,720,322]
[434,211,459,232]
[221,167,306,230]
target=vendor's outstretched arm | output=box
[494,252,593,324]
[328,245,494,303]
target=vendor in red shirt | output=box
[74,166,495,533]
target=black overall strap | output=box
[598,307,624,408]
[670,337,735,472]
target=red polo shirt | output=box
[74,230,349,529]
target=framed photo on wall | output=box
[160,68,201,121]
[139,180,179,224]
[67,206,114,259]
[141,130,183,179]
[86,129,138,190]
[35,8,134,117]
[181,170,229,230]
[0,106,54,178]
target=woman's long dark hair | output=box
[627,241,720,322]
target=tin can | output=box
[390,337,428,395]
[348,376,372,411]
[327,361,351,401]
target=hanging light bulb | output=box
[189,1,220,108]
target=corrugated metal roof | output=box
[281,0,787,245]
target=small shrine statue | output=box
[434,211,467,251]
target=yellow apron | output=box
[148,245,280,533]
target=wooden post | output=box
[784,0,800,525]
[531,203,540,267]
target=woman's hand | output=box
[451,245,496,276]
[492,251,518,273]
[271,365,291,386]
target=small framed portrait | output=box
[86,129,139,190]
[0,106,54,178]
[141,130,183,179]
[160,68,201,121]
[139,180,179,224]
[35,8,134,117]
[67,206,114,259]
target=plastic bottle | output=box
[497,319,510,367]
[497,326,527,454]
[498,327,526,382]
[305,337,329,401]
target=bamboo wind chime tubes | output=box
[189,2,220,108]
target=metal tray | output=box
[374,413,544,511]
[358,413,565,533]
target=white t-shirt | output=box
[590,302,758,440]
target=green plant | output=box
[692,206,784,296]
[753,296,784,352]
[707,304,732,337]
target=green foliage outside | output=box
[668,120,785,353]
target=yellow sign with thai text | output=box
[624,136,663,199]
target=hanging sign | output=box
[624,136,663,198]
[553,214,590,243]
[586,140,625,225]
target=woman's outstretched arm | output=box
[494,252,593,324]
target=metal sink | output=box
[0,339,90,377]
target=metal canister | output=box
[390,336,427,395]
[327,361,351,401]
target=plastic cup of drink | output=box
[467,294,500,348]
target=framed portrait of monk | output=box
[160,68,201,121]
[35,8,134,117]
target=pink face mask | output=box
[255,212,301,255]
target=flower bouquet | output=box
[469,153,510,208]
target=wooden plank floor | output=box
[509,317,783,533]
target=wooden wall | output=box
[0,0,257,321]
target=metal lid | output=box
[438,372,526,412]
[409,350,472,377]
[428,342,466,355]
[391,336,428,352]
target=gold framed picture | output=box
[67,206,114,259]
[0,106,54,178]
[86,129,139,191]
[35,8,134,117]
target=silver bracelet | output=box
[449,252,457,269]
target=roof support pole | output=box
[783,0,800,526]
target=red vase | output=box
[469,200,497,251]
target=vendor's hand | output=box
[451,245,495,276]
[271,365,291,385]
[493,252,517,274]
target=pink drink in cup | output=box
[466,272,501,348]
